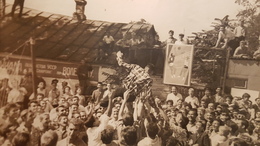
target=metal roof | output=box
[0,5,156,63]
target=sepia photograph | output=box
[0,0,260,145]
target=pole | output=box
[222,48,230,94]
[30,37,37,96]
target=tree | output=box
[235,0,260,50]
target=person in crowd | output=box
[213,87,225,103]
[57,118,87,146]
[62,86,73,100]
[166,86,183,106]
[75,86,86,107]
[233,40,252,58]
[48,79,60,108]
[30,113,50,146]
[76,59,93,95]
[185,88,199,108]
[137,118,162,146]
[211,126,231,146]
[188,120,211,146]
[85,90,114,146]
[201,87,215,106]
[186,108,198,134]
[40,130,58,146]
[101,125,119,146]
[55,113,68,141]
[11,132,30,146]
[175,33,188,45]
[11,0,25,18]
[92,82,104,105]
[166,30,177,44]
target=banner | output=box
[0,55,99,81]
[163,44,194,86]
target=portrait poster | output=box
[163,44,194,86]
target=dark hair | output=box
[121,126,137,145]
[69,118,83,127]
[101,126,115,144]
[4,103,20,115]
[239,119,249,129]
[12,132,30,146]
[57,113,67,121]
[146,122,159,139]
[28,100,39,107]
[56,105,65,112]
[230,138,249,146]
[169,30,174,34]
[36,93,45,98]
[166,136,182,146]
[85,115,95,128]
[166,100,173,105]
[122,114,134,126]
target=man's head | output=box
[72,96,79,104]
[218,126,231,137]
[121,126,137,145]
[171,86,177,95]
[242,93,250,102]
[187,109,197,122]
[166,100,173,107]
[80,111,87,121]
[97,82,103,90]
[70,103,79,112]
[101,125,115,144]
[216,87,222,94]
[12,132,29,146]
[179,34,184,40]
[67,118,83,141]
[56,105,67,116]
[237,119,249,131]
[58,114,68,127]
[188,88,194,96]
[146,122,159,139]
[40,130,58,146]
[36,93,45,101]
[28,100,39,113]
[169,30,174,36]
[220,111,229,122]
[204,112,215,122]
[204,87,211,96]
[4,103,20,119]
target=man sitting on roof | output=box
[233,41,252,58]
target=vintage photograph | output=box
[0,0,260,146]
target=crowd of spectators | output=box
[1,72,260,146]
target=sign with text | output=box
[0,55,99,81]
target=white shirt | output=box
[87,114,110,146]
[166,93,183,106]
[234,26,246,37]
[138,136,162,146]
[103,35,114,44]
[185,96,199,108]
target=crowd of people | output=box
[1,70,260,146]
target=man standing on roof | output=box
[11,0,25,18]
[102,31,115,55]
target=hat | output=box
[179,33,184,36]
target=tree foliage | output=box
[235,0,260,50]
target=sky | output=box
[6,0,242,41]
